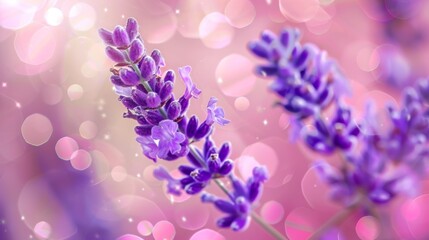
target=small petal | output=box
[136,136,158,161]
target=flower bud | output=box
[218,159,233,175]
[151,49,165,67]
[159,81,174,101]
[105,46,125,63]
[140,55,156,79]
[167,101,181,120]
[129,39,145,62]
[194,121,212,140]
[146,92,161,108]
[135,125,152,136]
[112,26,130,48]
[163,70,175,83]
[98,28,114,45]
[218,142,231,162]
[131,89,147,106]
[126,18,139,41]
[186,115,198,138]
[121,97,137,109]
[119,68,139,86]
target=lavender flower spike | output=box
[101,18,276,237]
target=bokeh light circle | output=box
[174,201,210,230]
[279,0,320,22]
[199,12,234,49]
[117,234,143,240]
[14,26,57,65]
[70,149,92,170]
[190,228,225,240]
[33,221,52,239]
[42,84,63,105]
[44,7,63,26]
[137,220,153,236]
[21,113,53,146]
[111,165,128,182]
[404,194,429,239]
[67,84,83,100]
[79,120,97,139]
[152,220,175,240]
[224,0,256,28]
[55,137,79,161]
[234,97,250,111]
[215,54,256,97]
[355,216,380,240]
[236,141,278,181]
[260,200,285,224]
[68,2,96,31]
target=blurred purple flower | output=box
[202,166,268,231]
[304,105,360,154]
[179,66,201,99]
[206,97,230,126]
[248,28,348,119]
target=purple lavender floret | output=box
[201,166,268,231]
[248,29,348,119]
[304,105,360,154]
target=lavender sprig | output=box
[100,18,284,238]
[249,28,429,236]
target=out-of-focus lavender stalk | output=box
[249,28,429,237]
[99,18,286,239]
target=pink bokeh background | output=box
[1,0,429,239]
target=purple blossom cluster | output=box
[248,28,348,119]
[100,18,268,232]
[249,29,429,208]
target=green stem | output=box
[308,202,359,240]
[188,145,287,240]
[252,212,288,240]
[125,50,168,118]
